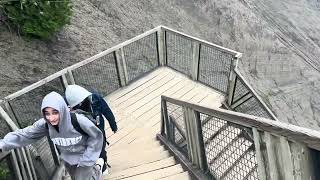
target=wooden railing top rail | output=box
[3,25,242,102]
[233,68,278,120]
[161,26,242,57]
[162,95,320,151]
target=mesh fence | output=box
[8,77,65,128]
[166,31,193,77]
[200,113,258,180]
[234,97,273,120]
[232,77,250,104]
[166,102,188,156]
[72,53,120,97]
[198,44,233,93]
[123,33,159,82]
[232,77,273,120]
[7,77,64,176]
[0,116,11,139]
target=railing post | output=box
[265,132,279,180]
[191,110,209,173]
[252,128,267,180]
[121,47,129,83]
[183,107,194,162]
[10,150,23,180]
[115,49,127,87]
[67,70,75,85]
[279,137,294,180]
[192,42,200,81]
[157,27,166,66]
[61,73,69,88]
[227,53,241,106]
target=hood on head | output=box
[41,91,70,124]
[65,85,92,108]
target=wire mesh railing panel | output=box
[166,102,188,156]
[198,44,233,93]
[0,116,11,139]
[166,31,193,77]
[232,77,250,104]
[167,102,185,133]
[234,96,273,119]
[123,33,159,82]
[72,53,120,97]
[33,137,56,175]
[8,77,65,128]
[200,113,258,180]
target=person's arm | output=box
[0,119,48,151]
[95,94,117,132]
[76,115,103,167]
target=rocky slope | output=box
[1,0,320,130]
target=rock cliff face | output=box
[1,0,320,129]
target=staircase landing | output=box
[104,67,224,179]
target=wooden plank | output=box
[120,47,129,84]
[157,28,166,66]
[106,157,176,179]
[252,128,267,180]
[118,164,184,180]
[111,70,171,104]
[10,150,23,180]
[109,151,170,172]
[158,172,191,180]
[115,49,127,87]
[279,137,294,180]
[107,67,166,102]
[290,142,313,180]
[265,132,279,180]
[118,74,178,111]
[162,96,320,151]
[192,42,200,81]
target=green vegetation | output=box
[0,162,10,180]
[1,0,72,39]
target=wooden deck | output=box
[103,67,225,180]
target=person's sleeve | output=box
[0,119,48,151]
[76,115,103,167]
[98,95,118,132]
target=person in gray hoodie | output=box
[0,91,104,180]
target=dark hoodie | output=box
[0,92,103,167]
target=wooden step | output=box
[109,146,167,162]
[116,164,184,180]
[157,172,192,180]
[105,157,177,180]
[110,150,171,172]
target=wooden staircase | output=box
[102,67,225,180]
[105,136,191,180]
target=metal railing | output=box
[161,95,320,180]
[0,26,280,179]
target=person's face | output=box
[44,107,60,125]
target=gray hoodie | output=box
[0,92,103,167]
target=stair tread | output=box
[105,157,177,179]
[113,164,184,180]
[157,171,192,180]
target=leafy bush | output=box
[1,0,72,39]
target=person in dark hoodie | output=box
[0,92,104,180]
[65,85,118,175]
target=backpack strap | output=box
[70,113,88,136]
